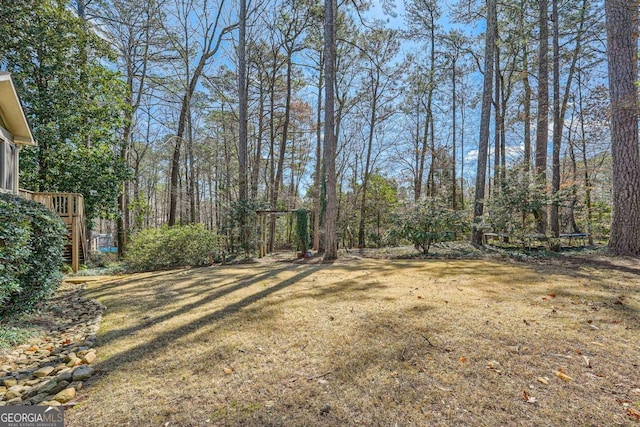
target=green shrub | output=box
[125,224,221,271]
[485,165,547,240]
[397,198,469,255]
[0,193,67,318]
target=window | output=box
[0,136,17,193]
[0,138,5,192]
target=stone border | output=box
[0,283,105,406]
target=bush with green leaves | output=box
[485,166,547,240]
[125,224,221,271]
[0,193,67,318]
[398,198,469,254]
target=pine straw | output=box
[66,254,640,426]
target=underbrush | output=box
[342,242,607,263]
[124,224,222,272]
[0,323,38,349]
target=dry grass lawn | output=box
[66,253,640,426]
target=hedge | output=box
[0,193,67,318]
[125,224,220,272]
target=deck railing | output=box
[18,189,87,271]
[31,192,84,220]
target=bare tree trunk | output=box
[358,73,379,249]
[567,116,580,233]
[534,0,549,234]
[522,45,532,172]
[577,68,593,245]
[551,0,587,239]
[238,0,249,252]
[117,120,131,259]
[460,91,465,210]
[493,44,501,190]
[605,0,640,255]
[414,7,436,202]
[267,60,277,252]
[313,57,323,252]
[471,0,496,246]
[550,0,561,239]
[187,116,197,223]
[251,76,264,200]
[451,56,457,210]
[428,125,436,197]
[323,0,338,260]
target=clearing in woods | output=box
[66,253,639,426]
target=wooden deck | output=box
[19,190,87,272]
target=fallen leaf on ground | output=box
[523,390,537,404]
[223,367,234,374]
[549,293,556,298]
[459,356,467,363]
[487,361,502,374]
[555,370,573,382]
[627,407,640,420]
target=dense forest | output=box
[1,0,639,258]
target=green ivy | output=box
[294,209,310,252]
[0,193,66,318]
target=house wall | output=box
[0,125,19,194]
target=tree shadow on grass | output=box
[91,265,321,376]
[83,269,190,298]
[562,255,640,277]
[91,264,307,347]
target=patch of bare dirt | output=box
[64,253,639,426]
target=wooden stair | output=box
[64,223,86,268]
[19,191,88,272]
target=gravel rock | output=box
[53,387,76,404]
[5,389,22,400]
[0,283,104,406]
[2,378,17,388]
[33,366,55,378]
[82,351,97,364]
[48,381,70,396]
[57,370,73,383]
[36,379,59,395]
[72,366,94,382]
